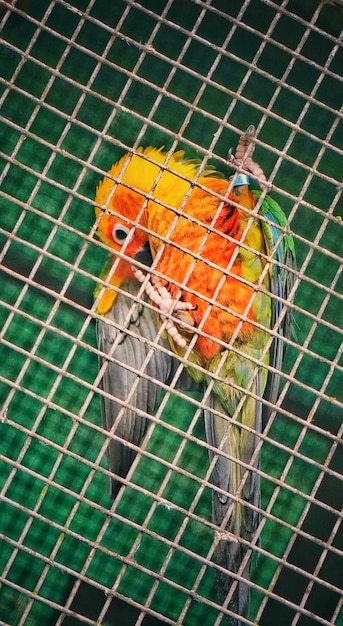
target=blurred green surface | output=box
[0,0,342,624]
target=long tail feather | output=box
[204,384,262,624]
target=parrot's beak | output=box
[134,241,153,268]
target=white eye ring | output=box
[112,223,131,245]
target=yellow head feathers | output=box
[94,147,207,313]
[95,146,219,220]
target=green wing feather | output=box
[254,191,296,406]
[203,192,296,622]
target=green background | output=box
[0,0,342,624]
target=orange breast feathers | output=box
[147,178,267,360]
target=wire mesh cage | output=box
[0,1,342,625]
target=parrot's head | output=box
[94,146,205,294]
[94,146,219,314]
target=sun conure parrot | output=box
[94,141,296,623]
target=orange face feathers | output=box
[94,146,212,313]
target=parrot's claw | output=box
[229,125,270,191]
[132,267,194,348]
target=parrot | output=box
[94,138,296,623]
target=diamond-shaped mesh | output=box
[0,1,342,625]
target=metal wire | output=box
[0,0,342,625]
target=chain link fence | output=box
[0,1,342,625]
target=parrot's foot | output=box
[228,125,270,190]
[132,267,195,348]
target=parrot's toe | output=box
[246,124,256,137]
[227,147,234,162]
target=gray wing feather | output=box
[97,279,176,498]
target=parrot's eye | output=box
[112,223,131,245]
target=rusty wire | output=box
[0,0,342,625]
